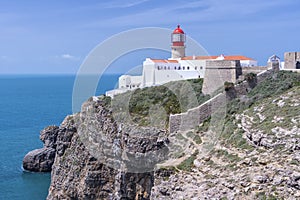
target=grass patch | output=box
[196,117,211,133]
[112,78,210,127]
[219,118,254,150]
[193,135,202,144]
[214,149,241,163]
[290,159,299,165]
[177,150,199,171]
[248,71,300,99]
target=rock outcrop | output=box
[46,97,169,199]
[23,126,59,172]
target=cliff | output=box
[46,96,169,199]
[23,71,300,199]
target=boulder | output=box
[23,147,55,172]
[23,125,59,172]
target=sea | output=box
[0,74,120,200]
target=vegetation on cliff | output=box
[152,71,300,199]
[112,78,209,127]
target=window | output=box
[187,66,190,70]
[195,66,197,70]
[297,61,300,69]
[174,66,177,70]
[164,66,166,70]
[183,66,185,70]
[178,66,181,70]
[168,66,170,70]
[200,66,203,70]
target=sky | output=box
[0,0,300,74]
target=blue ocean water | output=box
[0,74,120,200]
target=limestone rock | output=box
[23,147,55,172]
[40,125,59,148]
[46,97,167,200]
[23,125,59,172]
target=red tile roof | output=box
[150,59,178,63]
[223,55,255,60]
[181,55,255,61]
[150,55,255,63]
[181,56,218,60]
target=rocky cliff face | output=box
[23,126,59,172]
[44,97,168,200]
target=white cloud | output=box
[102,0,150,8]
[61,54,80,61]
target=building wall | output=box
[179,59,206,78]
[143,60,156,87]
[241,66,268,75]
[202,60,242,95]
[284,52,300,69]
[119,75,142,89]
[171,45,185,58]
[142,59,207,87]
[154,69,195,85]
[240,60,258,67]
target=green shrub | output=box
[112,78,209,127]
[177,150,199,171]
[193,135,202,144]
[245,72,257,81]
[224,81,234,91]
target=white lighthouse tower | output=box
[171,25,186,59]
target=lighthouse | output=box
[171,25,186,59]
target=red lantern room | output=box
[171,25,185,46]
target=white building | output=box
[106,25,257,97]
[267,54,282,69]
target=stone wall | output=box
[202,60,242,95]
[169,93,225,133]
[169,68,274,134]
[241,66,268,75]
[284,52,300,69]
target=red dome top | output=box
[173,25,184,34]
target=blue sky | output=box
[0,0,300,74]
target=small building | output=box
[267,55,281,70]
